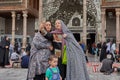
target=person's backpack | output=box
[49,67,60,80]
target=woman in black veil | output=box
[54,20,90,80]
[0,36,10,67]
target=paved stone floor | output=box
[0,54,120,80]
[0,68,28,80]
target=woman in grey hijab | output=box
[55,20,90,80]
[27,22,53,80]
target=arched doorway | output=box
[87,33,96,54]
[73,33,80,42]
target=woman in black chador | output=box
[100,42,107,62]
[0,36,10,67]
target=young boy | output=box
[21,48,27,57]
[45,55,62,80]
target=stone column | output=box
[39,0,43,25]
[116,8,120,48]
[83,0,87,45]
[22,11,28,48]
[25,0,27,8]
[101,9,106,43]
[11,11,16,45]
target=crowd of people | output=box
[0,37,30,68]
[87,38,120,75]
[89,39,120,62]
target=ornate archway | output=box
[43,0,97,26]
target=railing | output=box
[0,0,23,4]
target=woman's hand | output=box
[40,22,45,31]
[53,34,61,41]
[63,34,67,38]
[48,46,53,51]
[5,46,9,48]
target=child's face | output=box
[21,49,24,52]
[49,58,58,67]
[55,20,62,30]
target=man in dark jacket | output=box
[100,54,114,75]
